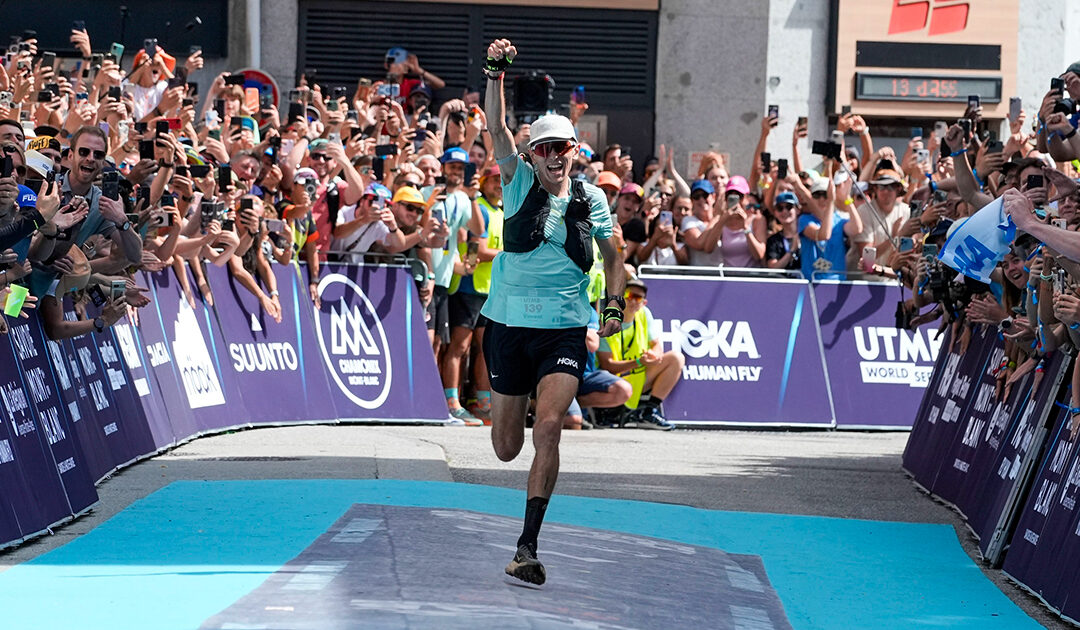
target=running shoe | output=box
[505,544,546,585]
[635,405,676,431]
[451,406,484,426]
[468,403,492,425]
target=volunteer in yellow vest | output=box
[596,277,684,428]
[444,165,504,423]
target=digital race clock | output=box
[854,73,1002,103]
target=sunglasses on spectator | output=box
[404,203,425,214]
[776,203,795,211]
[77,147,107,160]
[624,293,646,302]
[690,192,709,201]
[657,191,674,198]
[309,153,329,161]
[811,191,827,199]
[531,140,575,158]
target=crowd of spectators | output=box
[5,24,1080,430]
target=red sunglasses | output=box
[531,140,575,158]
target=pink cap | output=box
[725,175,750,195]
[619,183,644,198]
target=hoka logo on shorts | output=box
[854,326,943,388]
[315,274,392,409]
[655,319,762,382]
[172,298,226,409]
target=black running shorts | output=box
[482,320,587,396]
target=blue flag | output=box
[937,197,1013,284]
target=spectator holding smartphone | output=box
[765,191,801,270]
[681,179,725,267]
[799,165,862,280]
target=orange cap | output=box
[596,171,621,190]
[132,47,176,75]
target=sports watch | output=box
[604,294,626,310]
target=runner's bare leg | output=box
[528,372,578,498]
[490,392,529,461]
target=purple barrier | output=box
[15,317,98,517]
[812,281,944,428]
[902,327,998,487]
[1002,402,1080,617]
[641,276,833,426]
[204,264,340,424]
[1,320,75,538]
[311,263,447,422]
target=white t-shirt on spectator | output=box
[332,204,391,263]
[127,80,167,121]
[680,215,724,267]
[643,242,684,266]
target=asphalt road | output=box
[0,424,1067,628]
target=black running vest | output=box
[503,176,594,274]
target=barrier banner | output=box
[927,338,1020,513]
[14,317,98,517]
[112,314,176,452]
[902,328,998,487]
[311,264,447,421]
[812,281,944,428]
[204,264,339,424]
[975,352,1071,562]
[640,276,833,426]
[0,320,70,538]
[1002,403,1080,616]
[140,270,202,442]
[146,267,242,435]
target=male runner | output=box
[480,38,626,585]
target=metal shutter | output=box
[298,1,655,107]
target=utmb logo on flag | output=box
[938,197,1013,283]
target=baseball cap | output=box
[810,178,829,194]
[929,218,954,238]
[392,186,426,205]
[294,167,318,182]
[626,277,648,295]
[440,147,469,164]
[725,175,750,195]
[578,143,595,161]
[527,114,577,147]
[410,84,433,100]
[363,183,392,205]
[775,191,799,207]
[27,136,60,153]
[619,183,644,198]
[386,47,408,65]
[479,164,500,183]
[691,179,715,196]
[596,171,621,190]
[309,138,329,152]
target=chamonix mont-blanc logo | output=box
[314,274,392,409]
[171,298,225,409]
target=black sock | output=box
[642,395,662,408]
[517,496,549,553]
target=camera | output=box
[1054,97,1078,116]
[513,70,555,115]
[811,140,842,161]
[295,176,318,200]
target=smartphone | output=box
[957,118,971,135]
[287,101,305,123]
[987,140,1004,154]
[1027,174,1044,190]
[967,95,980,110]
[899,237,915,253]
[190,164,211,178]
[163,117,182,131]
[217,165,232,191]
[431,205,445,224]
[87,284,106,307]
[760,152,771,171]
[182,97,194,108]
[466,240,479,267]
[464,161,477,184]
[571,85,586,105]
[933,189,948,203]
[795,116,808,130]
[374,144,398,157]
[187,81,199,97]
[725,192,741,210]
[36,90,52,103]
[373,158,384,182]
[328,131,341,145]
[934,121,948,139]
[110,279,127,300]
[1052,77,1066,96]
[230,116,244,128]
[101,171,119,200]
[1053,218,1069,230]
[831,129,845,144]
[41,51,55,69]
[223,74,245,86]
[155,120,170,135]
[143,38,157,59]
[189,45,202,56]
[923,243,939,260]
[861,246,877,269]
[72,20,86,32]
[265,219,286,234]
[911,127,923,139]
[107,85,121,100]
[1056,268,1068,294]
[767,104,779,122]
[841,105,852,115]
[659,210,673,228]
[777,158,788,180]
[1009,97,1022,121]
[916,149,930,163]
